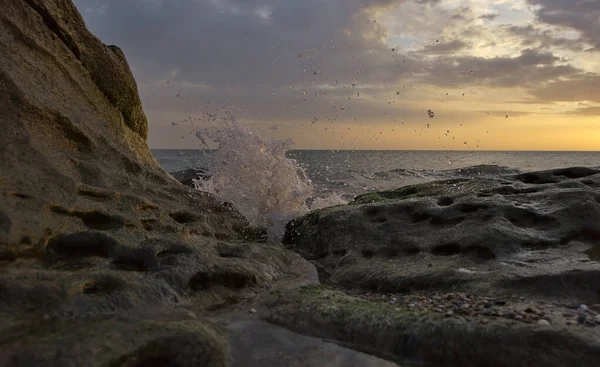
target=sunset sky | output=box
[74,0,600,151]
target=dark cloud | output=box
[567,106,600,116]
[526,0,600,50]
[419,39,468,54]
[505,24,588,51]
[419,49,581,88]
[530,74,600,103]
[72,0,599,146]
[414,0,441,4]
[478,13,499,21]
[75,0,412,89]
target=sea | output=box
[152,148,600,239]
[153,149,599,200]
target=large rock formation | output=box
[285,168,600,300]
[0,1,317,365]
[278,168,600,366]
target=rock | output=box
[171,168,211,188]
[260,286,600,367]
[284,169,600,301]
[537,319,551,326]
[0,319,229,367]
[0,0,316,365]
[249,308,258,314]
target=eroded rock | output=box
[261,285,600,367]
[285,169,600,301]
[0,1,316,365]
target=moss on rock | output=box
[261,285,600,367]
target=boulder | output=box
[285,168,600,301]
[0,1,316,365]
[277,169,600,366]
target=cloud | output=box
[526,0,600,50]
[567,106,600,116]
[505,24,588,52]
[72,0,600,148]
[419,39,468,54]
[530,74,600,103]
[478,13,499,20]
[414,0,441,4]
[419,48,581,88]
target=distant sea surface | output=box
[152,149,600,200]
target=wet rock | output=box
[171,168,211,188]
[0,1,316,365]
[261,286,600,367]
[284,170,600,301]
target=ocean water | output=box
[149,109,599,240]
[153,148,599,200]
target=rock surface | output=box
[0,1,316,365]
[213,312,402,367]
[170,168,211,188]
[261,285,600,367]
[3,1,599,366]
[285,168,600,301]
[279,168,600,366]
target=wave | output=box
[366,164,521,183]
[191,116,346,240]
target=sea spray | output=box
[193,116,346,240]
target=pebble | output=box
[249,308,257,314]
[352,290,597,328]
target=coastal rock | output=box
[260,285,600,367]
[284,168,600,301]
[171,168,211,188]
[0,0,316,364]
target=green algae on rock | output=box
[261,285,600,367]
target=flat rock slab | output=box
[214,312,404,367]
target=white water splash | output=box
[194,116,344,240]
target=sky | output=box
[73,0,600,151]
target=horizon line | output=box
[150,148,600,153]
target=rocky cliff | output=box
[0,1,316,366]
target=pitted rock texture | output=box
[0,1,316,365]
[285,168,600,301]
